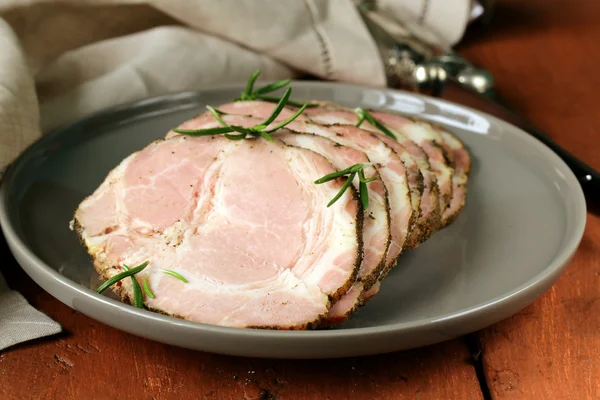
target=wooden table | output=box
[2,0,599,398]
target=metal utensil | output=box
[357,2,600,209]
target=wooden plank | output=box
[0,238,483,400]
[479,223,600,398]
[457,0,600,398]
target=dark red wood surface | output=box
[2,0,599,398]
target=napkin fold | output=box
[0,272,62,351]
[0,0,476,350]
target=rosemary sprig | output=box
[354,108,397,140]
[234,69,318,107]
[254,94,317,108]
[161,269,189,283]
[172,87,307,140]
[314,163,377,209]
[121,264,144,308]
[142,277,155,299]
[96,261,149,308]
[241,70,261,100]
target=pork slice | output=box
[283,122,413,277]
[170,114,393,322]
[438,130,471,225]
[216,100,312,122]
[180,101,417,275]
[369,113,470,226]
[171,105,412,277]
[360,281,380,303]
[73,134,363,329]
[276,132,390,322]
[367,111,454,220]
[304,104,441,248]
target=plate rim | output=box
[0,80,588,341]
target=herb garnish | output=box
[142,277,155,299]
[354,108,397,140]
[172,87,307,141]
[234,69,317,108]
[161,269,189,283]
[96,261,149,308]
[121,264,145,308]
[314,163,377,209]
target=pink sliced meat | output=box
[322,282,364,326]
[437,130,471,225]
[367,111,454,219]
[276,132,390,287]
[186,103,413,276]
[303,104,441,247]
[216,100,311,123]
[256,131,390,322]
[73,134,363,329]
[169,115,393,322]
[282,122,413,276]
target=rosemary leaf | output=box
[327,172,356,207]
[256,130,275,142]
[172,126,234,135]
[256,95,319,108]
[265,104,308,133]
[142,277,155,299]
[355,109,366,127]
[355,108,397,140]
[96,261,149,294]
[316,164,378,209]
[230,125,252,135]
[359,180,369,209]
[254,78,292,95]
[225,126,251,140]
[358,168,377,183]
[161,269,189,283]
[121,264,144,308]
[350,164,365,173]
[207,105,229,127]
[314,164,362,184]
[358,169,370,209]
[262,87,292,126]
[244,69,261,98]
[224,132,248,140]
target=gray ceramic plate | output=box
[0,82,587,359]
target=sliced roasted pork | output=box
[366,111,454,221]
[435,128,471,225]
[73,134,363,329]
[303,104,441,247]
[169,115,393,321]
[276,132,390,286]
[288,123,413,275]
[189,102,414,275]
[214,101,426,249]
[217,100,312,123]
[270,132,390,321]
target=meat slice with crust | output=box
[183,103,414,277]
[303,103,440,248]
[366,111,455,222]
[168,115,393,322]
[73,134,363,329]
[434,128,472,225]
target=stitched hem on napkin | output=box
[0,290,62,351]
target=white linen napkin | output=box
[0,0,475,350]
